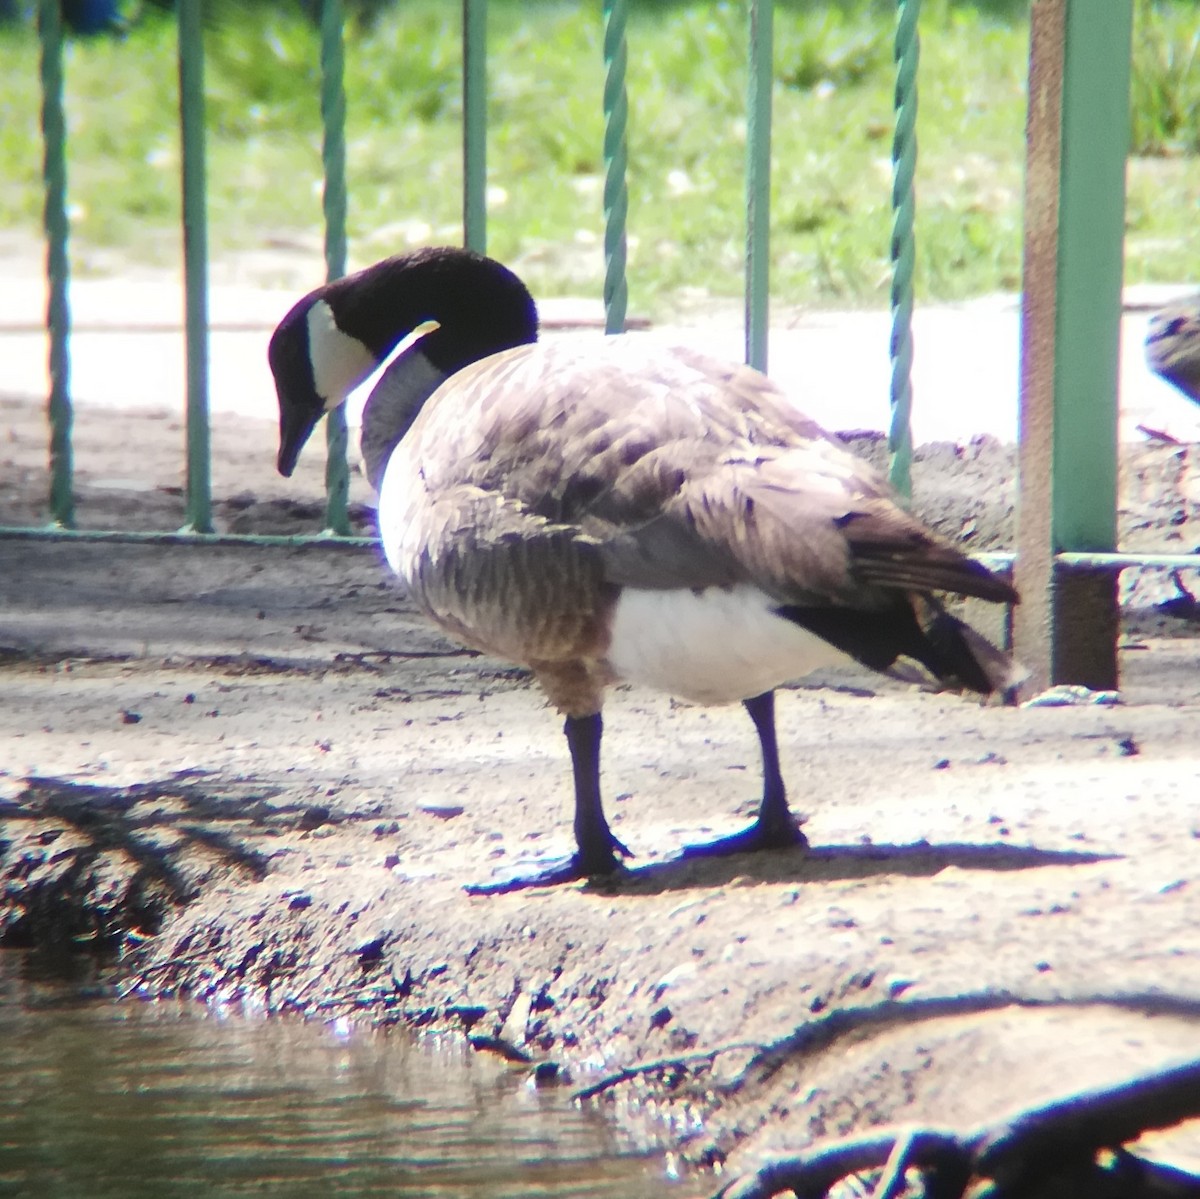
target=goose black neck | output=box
[322,246,539,375]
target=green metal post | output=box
[178,0,212,533]
[463,0,487,254]
[602,0,628,335]
[1015,0,1132,693]
[38,0,73,528]
[1054,2,1130,556]
[888,0,919,499]
[744,0,772,373]
[320,0,351,536]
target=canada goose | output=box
[1146,295,1200,404]
[270,246,1020,890]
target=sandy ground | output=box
[3,384,1200,1193]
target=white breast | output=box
[605,584,854,705]
[376,442,424,587]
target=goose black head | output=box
[269,247,539,477]
[268,292,370,477]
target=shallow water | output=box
[0,953,692,1198]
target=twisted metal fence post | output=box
[179,0,213,533]
[888,0,920,500]
[463,0,487,254]
[320,0,351,535]
[602,0,629,335]
[38,0,73,528]
[745,0,773,373]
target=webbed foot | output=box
[676,691,808,862]
[679,815,808,861]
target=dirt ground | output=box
[2,391,1200,1194]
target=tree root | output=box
[713,1057,1200,1199]
[570,1040,763,1102]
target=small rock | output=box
[530,983,556,1013]
[447,1003,488,1030]
[1022,685,1121,708]
[501,991,533,1045]
[468,1034,532,1063]
[419,802,464,820]
[120,710,142,725]
[299,806,331,831]
[532,1060,564,1085]
[355,936,386,964]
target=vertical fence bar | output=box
[1013,0,1063,696]
[178,0,212,533]
[888,0,919,499]
[38,0,73,528]
[463,0,487,254]
[320,0,351,535]
[1015,0,1131,694]
[744,0,772,373]
[602,0,629,335]
[1048,0,1131,690]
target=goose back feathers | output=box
[376,336,1016,712]
[270,246,1020,889]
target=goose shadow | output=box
[584,839,1121,895]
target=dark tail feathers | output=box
[777,594,1024,695]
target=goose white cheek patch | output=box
[306,298,378,409]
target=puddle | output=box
[0,952,698,1198]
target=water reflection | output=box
[0,953,689,1198]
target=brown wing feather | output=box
[404,339,1014,609]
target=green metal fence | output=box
[8,0,1194,694]
[19,0,925,541]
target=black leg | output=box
[464,712,629,894]
[744,691,799,843]
[681,690,807,860]
[565,712,629,874]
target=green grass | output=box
[0,0,1197,314]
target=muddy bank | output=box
[3,398,1200,1189]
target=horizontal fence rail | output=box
[0,526,376,549]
